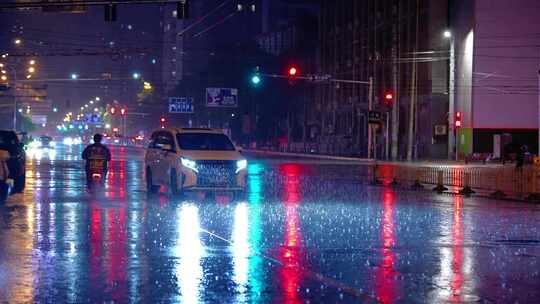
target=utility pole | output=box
[448,39,456,159]
[385,112,390,160]
[407,0,420,161]
[391,3,399,160]
[367,76,374,159]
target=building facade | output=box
[451,0,540,156]
[315,0,451,159]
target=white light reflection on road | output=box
[232,202,250,301]
[176,203,205,303]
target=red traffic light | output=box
[385,93,393,100]
[110,107,116,115]
[455,111,462,128]
[160,116,166,129]
[288,66,298,76]
[120,108,127,116]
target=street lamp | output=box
[89,100,94,105]
[28,67,35,73]
[26,74,32,79]
[443,30,452,39]
[29,60,35,65]
[95,97,100,101]
[444,29,456,160]
[14,39,21,45]
[0,75,6,81]
[71,73,78,80]
[132,72,140,79]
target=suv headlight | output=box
[236,159,247,173]
[181,157,198,173]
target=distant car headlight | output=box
[181,157,198,173]
[63,137,73,145]
[31,140,42,148]
[236,159,247,173]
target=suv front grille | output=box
[196,160,237,187]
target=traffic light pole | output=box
[367,77,373,159]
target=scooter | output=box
[0,149,11,202]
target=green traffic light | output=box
[251,75,261,85]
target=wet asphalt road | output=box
[0,145,539,303]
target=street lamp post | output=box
[445,30,456,160]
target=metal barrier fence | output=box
[372,164,540,200]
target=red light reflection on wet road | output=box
[279,164,304,304]
[450,196,464,302]
[374,188,400,303]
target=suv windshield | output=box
[177,133,235,151]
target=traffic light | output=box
[455,111,462,128]
[383,92,394,106]
[287,66,299,85]
[251,75,261,85]
[177,0,189,19]
[110,107,116,115]
[160,116,166,129]
[288,66,299,77]
[120,108,127,116]
[250,66,261,86]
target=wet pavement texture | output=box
[0,145,539,303]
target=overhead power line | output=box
[0,0,183,9]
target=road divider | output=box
[372,163,540,202]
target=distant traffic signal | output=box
[160,116,166,129]
[383,92,394,106]
[120,108,127,116]
[287,66,299,85]
[110,107,116,115]
[455,111,462,128]
[251,75,261,85]
[288,66,298,77]
[250,66,261,86]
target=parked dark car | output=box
[0,130,26,193]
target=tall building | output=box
[450,0,540,156]
[316,0,450,159]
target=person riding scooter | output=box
[82,134,111,187]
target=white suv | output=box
[144,128,247,194]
